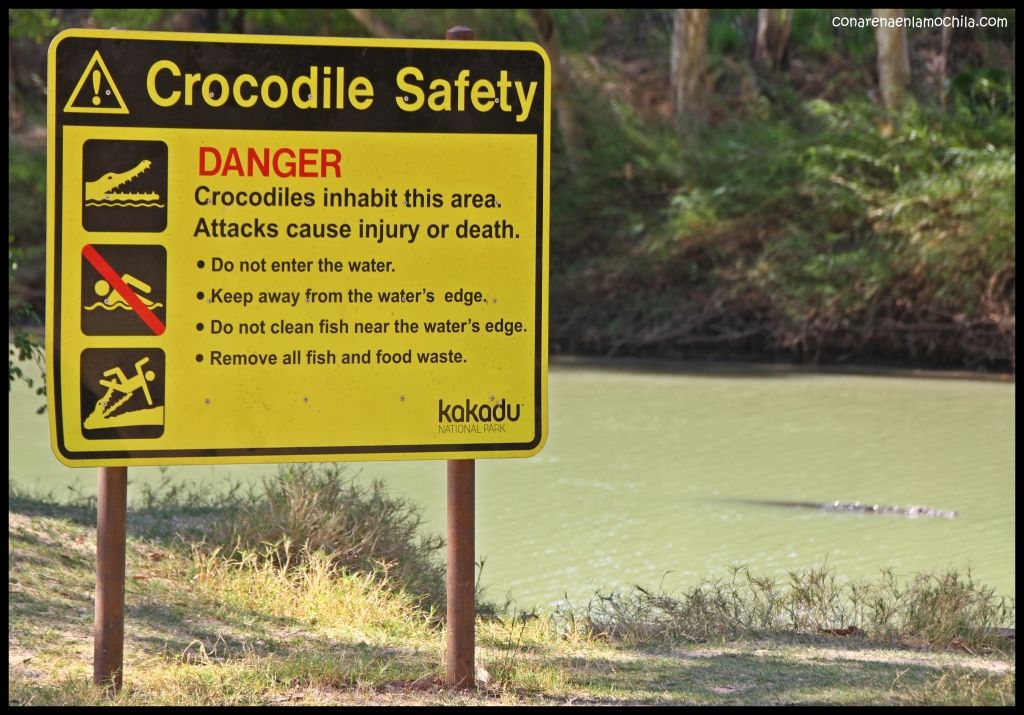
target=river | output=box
[8,357,1015,608]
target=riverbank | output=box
[547,70,1015,373]
[550,353,1016,383]
[9,470,1015,706]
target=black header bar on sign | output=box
[54,32,547,134]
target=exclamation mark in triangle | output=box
[64,50,129,115]
[91,68,101,106]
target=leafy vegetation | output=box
[6,9,1016,371]
[8,235,45,404]
[552,95,1015,368]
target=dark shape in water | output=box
[735,499,958,519]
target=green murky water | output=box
[9,359,1015,608]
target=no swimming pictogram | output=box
[81,244,166,336]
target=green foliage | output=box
[707,10,750,57]
[949,67,1015,116]
[365,9,529,41]
[6,8,1017,370]
[790,9,876,64]
[553,68,1015,367]
[245,9,364,38]
[89,9,174,30]
[8,9,58,42]
[8,130,47,405]
[8,137,46,254]
[547,9,619,52]
[8,235,45,409]
[849,567,1016,651]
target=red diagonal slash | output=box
[82,244,166,336]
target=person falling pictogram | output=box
[82,351,166,433]
[84,356,163,430]
[98,357,157,411]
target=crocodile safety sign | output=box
[47,29,550,466]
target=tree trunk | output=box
[528,9,584,173]
[873,9,911,110]
[939,9,956,110]
[348,9,399,40]
[9,36,22,131]
[754,9,793,69]
[671,9,709,131]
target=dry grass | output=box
[556,563,1015,656]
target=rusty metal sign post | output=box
[445,25,478,690]
[446,458,476,687]
[94,466,127,690]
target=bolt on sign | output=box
[47,29,550,466]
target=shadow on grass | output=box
[9,490,99,527]
[10,488,439,680]
[526,646,1011,705]
[123,601,432,683]
[10,516,434,687]
[8,483,242,543]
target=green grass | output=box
[8,467,1015,705]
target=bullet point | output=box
[196,323,204,331]
[195,354,203,362]
[197,260,205,268]
[196,291,204,300]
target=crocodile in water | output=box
[735,499,957,519]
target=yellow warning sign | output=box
[64,50,129,114]
[48,29,549,466]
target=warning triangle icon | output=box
[64,50,129,114]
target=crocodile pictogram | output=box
[84,159,162,205]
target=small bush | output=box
[205,463,449,616]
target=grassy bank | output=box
[8,467,1015,706]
